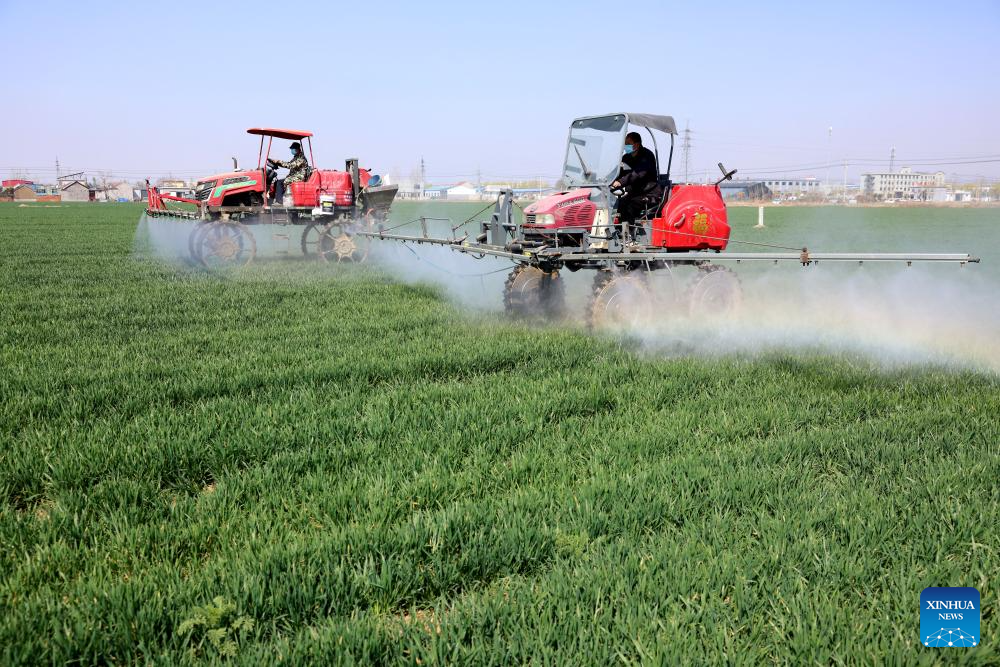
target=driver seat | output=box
[638,176,672,219]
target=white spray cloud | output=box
[132,210,1000,374]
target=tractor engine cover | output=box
[522,189,596,229]
[650,184,729,251]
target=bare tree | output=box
[96,171,114,201]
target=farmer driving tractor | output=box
[612,132,662,240]
[267,142,309,205]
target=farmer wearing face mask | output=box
[611,132,662,240]
[267,142,310,205]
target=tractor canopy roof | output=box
[562,113,678,187]
[247,127,313,140]
[571,113,677,135]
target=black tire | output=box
[194,221,256,269]
[686,264,742,318]
[503,265,565,320]
[300,223,322,257]
[587,270,653,330]
[317,222,369,263]
[187,220,209,262]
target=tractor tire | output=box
[587,270,653,330]
[300,223,322,257]
[187,220,210,263]
[503,265,565,320]
[317,222,369,263]
[686,264,742,318]
[194,221,256,269]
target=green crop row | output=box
[0,203,997,665]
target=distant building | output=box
[512,187,554,200]
[392,178,424,200]
[158,183,195,199]
[860,168,945,200]
[107,181,138,201]
[444,182,479,201]
[61,180,93,202]
[719,181,772,201]
[2,179,32,188]
[422,185,448,199]
[759,177,822,196]
[32,184,61,203]
[12,184,37,201]
[951,190,973,202]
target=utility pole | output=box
[843,160,848,202]
[420,157,426,198]
[825,126,833,197]
[682,122,691,183]
[55,158,60,182]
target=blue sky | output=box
[1,0,997,184]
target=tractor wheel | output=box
[194,221,256,269]
[588,271,653,329]
[300,223,322,257]
[187,220,210,263]
[686,264,742,318]
[317,222,369,263]
[503,265,565,320]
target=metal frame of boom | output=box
[362,190,980,269]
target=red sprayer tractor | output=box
[365,112,979,326]
[146,128,398,266]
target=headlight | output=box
[537,213,555,225]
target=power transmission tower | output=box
[889,147,896,173]
[682,122,691,183]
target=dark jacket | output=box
[616,145,660,199]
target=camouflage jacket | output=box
[273,153,309,184]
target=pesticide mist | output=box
[367,204,1000,374]
[133,203,1000,374]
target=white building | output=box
[444,182,479,201]
[860,168,945,200]
[760,177,823,195]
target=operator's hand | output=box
[611,180,621,189]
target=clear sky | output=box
[1,0,997,185]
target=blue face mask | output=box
[623,144,634,155]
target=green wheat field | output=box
[1,202,997,664]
